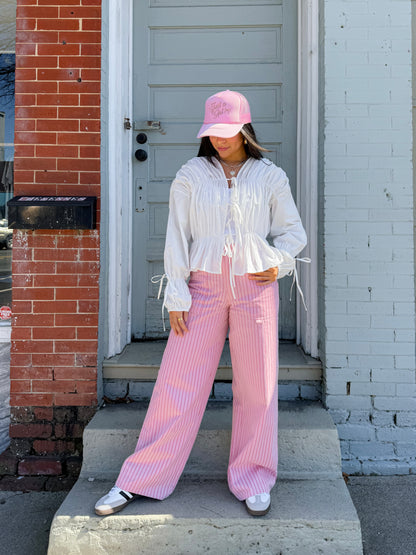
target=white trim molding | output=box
[296,0,319,357]
[105,0,319,359]
[105,0,133,358]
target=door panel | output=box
[132,0,297,339]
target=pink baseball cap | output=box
[197,90,251,138]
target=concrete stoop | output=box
[47,402,363,554]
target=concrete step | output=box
[103,340,322,381]
[48,476,363,555]
[81,401,342,481]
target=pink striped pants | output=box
[116,256,279,501]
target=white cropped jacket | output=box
[160,156,308,313]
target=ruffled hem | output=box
[189,234,293,277]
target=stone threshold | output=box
[103,340,322,381]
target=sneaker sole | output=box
[245,503,271,517]
[95,497,136,516]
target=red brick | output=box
[15,67,36,80]
[11,340,54,354]
[82,0,101,4]
[59,80,100,94]
[14,144,35,157]
[33,170,79,184]
[15,131,57,145]
[15,43,37,55]
[33,327,76,340]
[37,94,80,106]
[34,274,77,287]
[79,146,99,158]
[32,354,75,367]
[58,106,99,119]
[14,184,59,196]
[10,394,54,407]
[37,119,79,132]
[39,0,80,4]
[16,106,58,119]
[38,19,80,31]
[54,367,96,380]
[80,94,100,106]
[12,328,32,340]
[75,381,96,393]
[17,6,59,18]
[12,314,54,327]
[16,18,36,31]
[34,407,54,420]
[13,170,35,183]
[9,353,32,367]
[82,19,101,31]
[10,380,31,393]
[60,6,100,17]
[32,440,56,454]
[78,249,99,262]
[78,274,99,286]
[33,301,77,313]
[12,366,53,380]
[12,247,33,261]
[81,43,100,56]
[12,301,33,314]
[54,393,96,406]
[36,145,78,157]
[34,248,78,261]
[10,423,53,438]
[56,261,99,274]
[57,133,100,146]
[13,287,54,301]
[57,157,99,171]
[37,67,80,81]
[32,380,76,393]
[58,31,101,43]
[79,120,100,133]
[60,56,100,69]
[55,287,97,300]
[14,119,36,132]
[55,313,98,327]
[16,81,58,94]
[39,43,80,56]
[19,457,62,476]
[19,56,58,68]
[16,31,59,44]
[16,157,56,170]
[13,261,56,274]
[75,353,96,367]
[80,172,100,185]
[54,340,97,353]
[15,94,37,107]
[80,69,100,80]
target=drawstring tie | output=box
[288,257,311,310]
[224,178,243,299]
[151,273,167,331]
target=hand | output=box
[248,266,279,285]
[169,310,189,336]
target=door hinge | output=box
[124,117,132,130]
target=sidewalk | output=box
[0,475,415,555]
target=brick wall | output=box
[0,0,101,487]
[322,0,416,474]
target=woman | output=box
[95,90,307,517]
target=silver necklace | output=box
[219,158,247,176]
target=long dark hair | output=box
[197,123,269,164]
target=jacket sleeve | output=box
[163,172,192,312]
[269,167,307,279]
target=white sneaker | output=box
[95,485,136,516]
[245,492,271,516]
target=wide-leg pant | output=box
[116,256,279,501]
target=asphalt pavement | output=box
[0,475,415,555]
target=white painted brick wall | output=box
[322,0,415,474]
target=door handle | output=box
[133,120,165,135]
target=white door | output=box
[132,0,298,339]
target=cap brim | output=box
[197,122,244,139]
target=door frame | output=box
[102,0,319,359]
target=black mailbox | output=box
[7,196,97,230]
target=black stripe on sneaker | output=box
[119,490,133,501]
